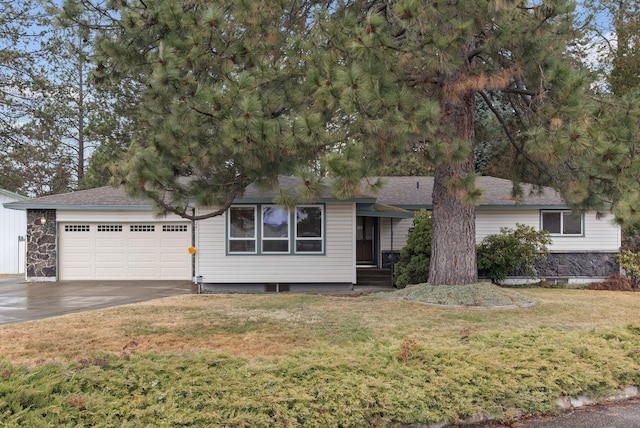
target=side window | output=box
[262,206,289,253]
[295,206,323,253]
[541,211,582,235]
[228,206,256,253]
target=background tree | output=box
[313,0,591,285]
[586,0,640,96]
[563,0,640,228]
[1,1,113,195]
[0,0,60,194]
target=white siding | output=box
[379,217,413,256]
[196,203,355,284]
[475,210,540,243]
[0,194,27,274]
[379,209,621,253]
[476,210,620,252]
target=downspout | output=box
[191,208,200,293]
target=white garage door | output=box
[59,222,192,280]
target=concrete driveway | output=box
[0,275,196,324]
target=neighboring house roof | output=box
[3,176,568,212]
[0,188,28,201]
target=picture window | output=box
[541,211,582,235]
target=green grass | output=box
[1,288,640,426]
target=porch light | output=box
[34,217,47,226]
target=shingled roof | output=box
[374,176,566,208]
[3,176,567,210]
[3,186,152,210]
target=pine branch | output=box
[478,90,516,146]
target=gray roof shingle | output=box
[374,176,565,207]
[3,176,567,210]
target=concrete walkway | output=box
[471,398,640,428]
[0,275,195,324]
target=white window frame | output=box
[541,210,583,236]
[295,205,324,254]
[261,205,290,254]
[228,205,257,254]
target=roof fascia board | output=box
[356,210,414,219]
[0,189,28,200]
[233,197,375,204]
[3,204,155,211]
[394,204,571,210]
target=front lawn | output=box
[1,288,640,426]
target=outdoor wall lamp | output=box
[34,217,47,226]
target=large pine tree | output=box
[312,0,591,284]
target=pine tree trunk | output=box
[428,88,478,286]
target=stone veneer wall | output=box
[534,252,619,279]
[26,209,57,281]
[387,249,618,280]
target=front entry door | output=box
[356,216,376,265]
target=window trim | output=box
[227,205,258,254]
[294,205,324,254]
[540,210,584,236]
[226,204,325,256]
[261,205,290,254]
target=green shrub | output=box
[622,222,640,252]
[617,250,640,289]
[394,210,432,289]
[477,224,551,284]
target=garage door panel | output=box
[128,238,157,248]
[96,267,125,278]
[95,238,125,248]
[97,253,125,262]
[63,267,94,279]
[63,251,94,262]
[159,269,189,279]
[128,253,157,263]
[127,268,158,278]
[60,222,191,280]
[160,237,188,246]
[160,253,187,263]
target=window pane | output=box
[296,240,322,253]
[562,212,582,235]
[296,206,322,238]
[230,207,255,238]
[263,206,289,238]
[263,240,289,253]
[542,212,561,234]
[229,240,255,253]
